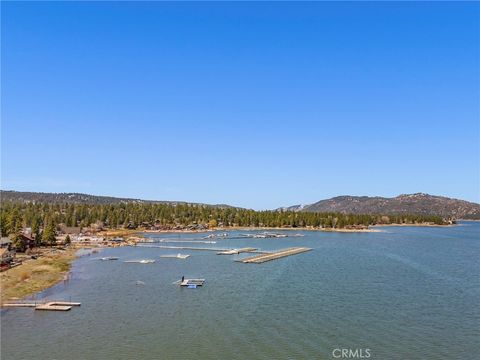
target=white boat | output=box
[124,259,156,264]
[160,253,190,259]
[100,256,118,261]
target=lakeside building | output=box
[20,234,36,250]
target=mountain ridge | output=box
[1,190,479,219]
[279,193,480,219]
[0,190,234,208]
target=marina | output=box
[136,244,310,262]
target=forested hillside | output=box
[282,193,480,219]
[0,201,449,239]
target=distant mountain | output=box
[0,190,234,208]
[277,204,307,212]
[2,190,479,219]
[281,193,480,219]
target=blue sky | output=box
[1,2,479,209]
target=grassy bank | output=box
[0,249,77,303]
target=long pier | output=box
[138,245,231,252]
[237,247,312,264]
[138,240,218,244]
[137,245,268,254]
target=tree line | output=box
[0,202,449,242]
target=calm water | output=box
[2,222,479,360]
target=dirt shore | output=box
[1,249,77,303]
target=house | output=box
[11,234,36,251]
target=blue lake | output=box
[1,222,479,359]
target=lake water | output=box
[1,222,479,359]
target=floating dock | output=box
[35,304,72,311]
[237,247,312,264]
[160,254,190,259]
[3,301,81,311]
[175,278,205,288]
[181,279,205,286]
[217,247,257,255]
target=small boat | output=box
[135,280,145,286]
[100,257,118,261]
[124,259,156,264]
[160,253,190,259]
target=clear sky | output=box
[1,1,479,209]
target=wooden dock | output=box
[237,247,312,264]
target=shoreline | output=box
[1,222,454,303]
[371,223,456,228]
[220,226,381,233]
[102,222,455,236]
[0,248,78,304]
[143,226,381,233]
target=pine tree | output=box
[12,219,26,252]
[42,221,57,246]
